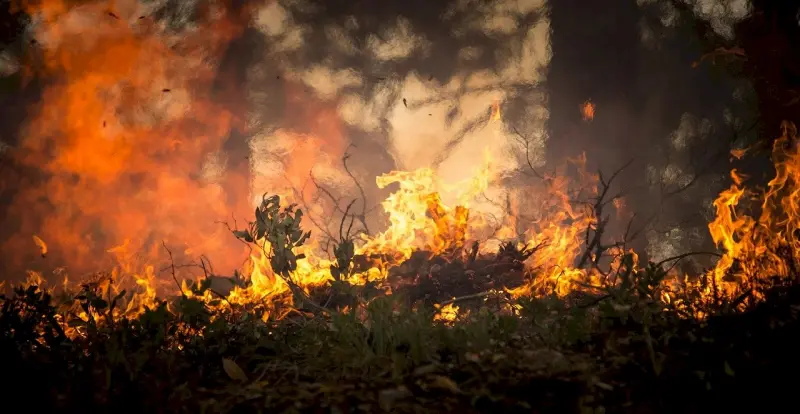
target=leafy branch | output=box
[231,194,331,316]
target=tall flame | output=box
[7,0,800,328]
[5,0,252,283]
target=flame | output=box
[434,302,460,324]
[9,1,800,332]
[17,115,800,328]
[730,148,748,160]
[490,99,502,122]
[706,122,800,297]
[4,0,255,282]
[581,100,595,121]
[358,151,495,264]
[32,235,48,257]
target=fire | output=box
[581,100,595,121]
[490,99,502,122]
[730,148,748,160]
[4,1,256,281]
[707,121,800,296]
[434,302,460,324]
[15,113,800,328]
[32,235,48,257]
[5,1,620,321]
[7,1,800,333]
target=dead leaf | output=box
[379,386,411,411]
[413,364,438,376]
[428,375,461,394]
[222,358,248,382]
[594,380,614,391]
[491,354,506,363]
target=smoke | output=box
[242,0,551,235]
[0,0,762,283]
[632,0,756,266]
[0,0,553,282]
[0,0,253,282]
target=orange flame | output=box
[490,99,502,122]
[5,0,253,284]
[581,100,595,121]
[9,1,800,328]
[706,122,800,298]
[32,235,48,257]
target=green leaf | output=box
[724,361,735,377]
[233,230,254,243]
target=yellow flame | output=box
[32,235,48,257]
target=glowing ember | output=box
[581,100,595,121]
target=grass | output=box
[4,185,800,413]
[3,266,800,413]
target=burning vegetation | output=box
[4,0,800,413]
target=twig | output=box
[283,278,335,317]
[654,251,723,271]
[197,257,234,306]
[342,144,371,235]
[161,241,185,298]
[439,290,497,306]
[294,173,338,244]
[217,213,255,270]
[468,241,480,265]
[576,159,634,270]
[729,287,753,310]
[511,125,545,179]
[339,199,357,241]
[577,294,612,309]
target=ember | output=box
[581,99,595,121]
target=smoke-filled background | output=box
[0,0,797,284]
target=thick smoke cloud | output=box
[632,0,755,267]
[0,0,763,281]
[241,0,551,239]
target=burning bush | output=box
[4,121,800,412]
[5,0,800,412]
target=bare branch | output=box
[342,144,371,235]
[161,240,185,298]
[511,125,546,179]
